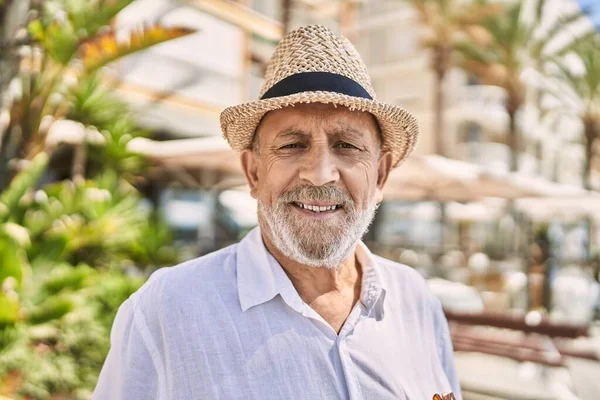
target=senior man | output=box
[93,25,461,400]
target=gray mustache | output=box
[279,185,354,208]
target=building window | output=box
[467,74,481,86]
[460,122,484,163]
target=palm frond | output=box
[454,39,497,64]
[68,0,135,39]
[0,237,28,288]
[35,19,79,65]
[552,61,587,100]
[80,25,195,72]
[0,153,49,222]
[0,292,20,328]
[25,294,75,325]
[540,75,583,108]
[41,0,135,40]
[462,60,508,87]
[538,24,597,64]
[455,3,502,26]
[505,1,526,51]
[533,0,546,24]
[548,34,600,106]
[41,264,95,296]
[67,73,128,128]
[579,36,600,103]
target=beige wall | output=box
[349,2,454,157]
[114,0,587,186]
[348,0,585,184]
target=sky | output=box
[575,0,600,29]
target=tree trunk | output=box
[434,68,446,157]
[431,47,451,257]
[438,201,446,257]
[434,71,447,254]
[282,0,293,34]
[432,46,450,157]
[0,0,28,192]
[582,117,596,191]
[582,118,597,266]
[506,94,520,172]
[72,142,87,185]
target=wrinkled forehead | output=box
[254,103,382,146]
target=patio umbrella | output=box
[383,154,591,258]
[384,155,481,202]
[46,119,106,148]
[445,199,506,222]
[477,171,586,199]
[127,136,242,176]
[515,195,600,221]
[127,136,247,189]
[385,155,587,202]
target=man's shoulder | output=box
[373,254,435,300]
[374,254,427,284]
[374,255,445,326]
[129,244,240,308]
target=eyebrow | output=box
[274,126,367,141]
[326,126,367,142]
[274,128,310,140]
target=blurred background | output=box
[1,0,600,398]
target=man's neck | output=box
[260,232,362,305]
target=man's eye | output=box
[280,143,305,149]
[335,142,358,150]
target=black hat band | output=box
[260,72,372,100]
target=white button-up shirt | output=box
[93,227,461,400]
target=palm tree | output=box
[406,0,500,156]
[0,0,194,190]
[0,0,30,151]
[456,0,589,172]
[403,0,500,255]
[543,34,600,190]
[282,0,293,33]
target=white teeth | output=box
[297,203,338,212]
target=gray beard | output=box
[257,186,378,270]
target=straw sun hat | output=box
[220,25,419,167]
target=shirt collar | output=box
[237,227,303,312]
[236,227,387,319]
[355,241,387,320]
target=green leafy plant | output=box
[0,4,186,397]
[404,0,501,156]
[0,264,144,399]
[0,153,49,332]
[542,33,600,189]
[455,0,589,171]
[0,0,194,189]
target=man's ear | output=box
[240,149,259,199]
[374,150,393,203]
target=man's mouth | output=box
[291,202,343,213]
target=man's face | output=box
[240,103,393,269]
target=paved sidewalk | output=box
[568,358,600,400]
[455,353,567,400]
[456,352,600,400]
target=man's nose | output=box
[298,146,340,186]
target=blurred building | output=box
[114,0,597,182]
[348,0,597,186]
[110,0,598,248]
